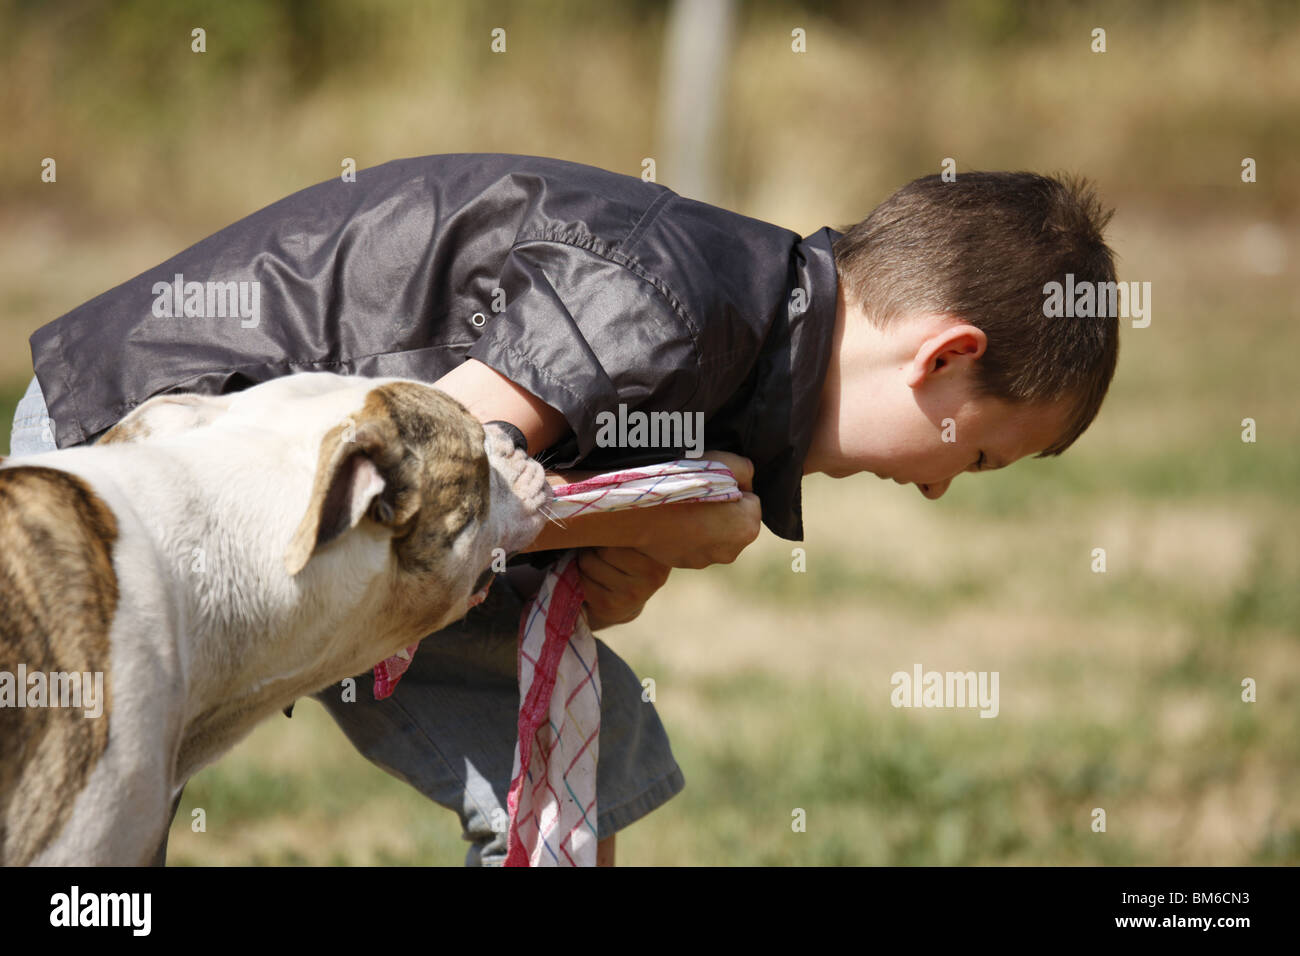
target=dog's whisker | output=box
[538,503,567,530]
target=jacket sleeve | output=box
[467,237,706,466]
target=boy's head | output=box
[809,171,1119,497]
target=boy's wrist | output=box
[519,504,653,554]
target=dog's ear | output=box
[284,416,413,576]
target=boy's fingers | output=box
[594,546,671,583]
[576,547,668,597]
[701,450,754,492]
[575,548,671,629]
[575,548,617,594]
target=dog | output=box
[0,372,551,865]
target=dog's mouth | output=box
[370,572,492,699]
[372,546,519,699]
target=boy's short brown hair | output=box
[832,171,1118,456]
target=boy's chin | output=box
[824,462,903,482]
[831,464,872,479]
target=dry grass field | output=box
[2,0,1295,864]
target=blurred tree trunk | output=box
[657,0,735,204]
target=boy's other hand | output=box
[577,547,672,630]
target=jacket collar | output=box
[745,225,842,541]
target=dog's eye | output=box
[368,495,396,525]
[473,567,495,593]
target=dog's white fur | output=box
[1,372,549,865]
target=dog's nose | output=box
[485,420,528,454]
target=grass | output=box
[1,0,1296,864]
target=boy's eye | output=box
[973,451,986,471]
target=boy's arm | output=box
[525,452,760,629]
[434,358,763,567]
[433,357,571,456]
[434,359,763,629]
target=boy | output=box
[12,155,1118,865]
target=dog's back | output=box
[0,464,118,865]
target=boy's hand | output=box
[577,547,672,630]
[632,451,762,570]
[521,451,763,571]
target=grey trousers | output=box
[310,574,686,865]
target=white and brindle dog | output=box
[0,372,551,865]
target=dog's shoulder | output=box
[99,391,234,445]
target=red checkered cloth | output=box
[504,459,741,866]
[367,459,740,864]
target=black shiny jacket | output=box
[30,154,841,540]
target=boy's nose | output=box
[918,478,951,499]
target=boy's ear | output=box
[906,322,987,388]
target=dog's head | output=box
[104,373,551,629]
[282,380,550,616]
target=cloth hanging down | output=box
[503,458,742,867]
[368,459,740,865]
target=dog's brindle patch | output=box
[0,465,117,866]
[289,382,491,576]
[365,382,490,570]
[97,416,149,445]
[100,393,223,446]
